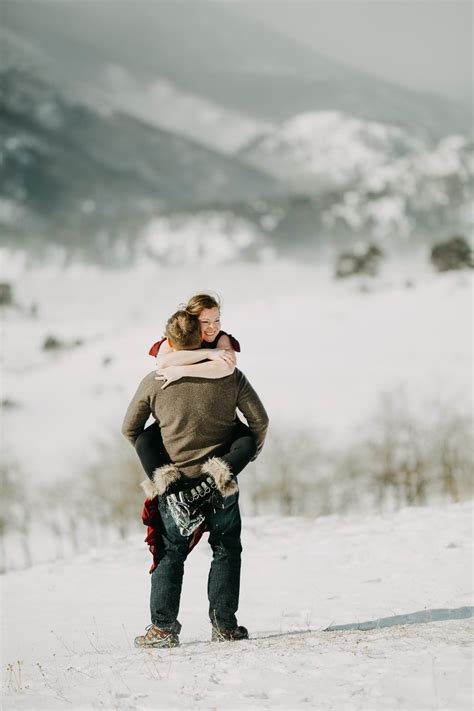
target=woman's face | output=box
[199,307,221,342]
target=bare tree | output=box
[251,426,326,516]
[82,436,145,540]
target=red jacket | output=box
[148,331,241,357]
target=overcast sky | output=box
[232,0,472,107]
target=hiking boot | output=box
[211,624,249,642]
[134,622,181,648]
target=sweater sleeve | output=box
[121,375,153,445]
[235,370,269,457]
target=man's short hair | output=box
[165,310,201,350]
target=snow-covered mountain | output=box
[1,22,472,263]
[239,111,425,189]
[1,24,272,156]
[235,112,473,246]
[2,63,471,262]
[76,65,275,156]
[322,133,473,241]
[3,0,471,146]
[0,66,277,258]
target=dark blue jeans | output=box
[150,490,242,631]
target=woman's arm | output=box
[155,333,237,387]
[215,334,237,366]
[156,358,234,390]
[156,341,216,368]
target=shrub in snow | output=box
[0,282,13,305]
[246,427,325,516]
[42,335,64,350]
[245,393,473,518]
[430,235,473,272]
[335,243,384,278]
[340,393,474,511]
[1,398,21,409]
[81,437,145,540]
[0,460,32,571]
[42,335,83,351]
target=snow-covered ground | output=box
[2,500,473,710]
[1,254,472,707]
[2,254,472,485]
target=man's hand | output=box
[207,349,236,367]
[155,365,183,390]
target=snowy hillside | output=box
[139,213,274,265]
[0,66,277,255]
[240,111,424,188]
[240,111,473,242]
[2,501,473,709]
[3,68,470,262]
[323,133,473,241]
[114,124,473,256]
[1,25,272,155]
[77,66,275,155]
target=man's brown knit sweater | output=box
[122,369,269,478]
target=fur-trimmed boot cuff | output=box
[141,463,181,499]
[201,457,238,498]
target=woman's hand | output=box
[207,349,236,367]
[155,365,183,390]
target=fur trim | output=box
[201,457,238,498]
[140,478,158,500]
[141,463,181,499]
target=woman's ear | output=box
[167,338,174,349]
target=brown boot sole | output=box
[134,633,179,648]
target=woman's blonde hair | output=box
[184,292,221,316]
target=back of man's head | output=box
[165,310,201,350]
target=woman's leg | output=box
[219,420,257,476]
[135,423,169,479]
